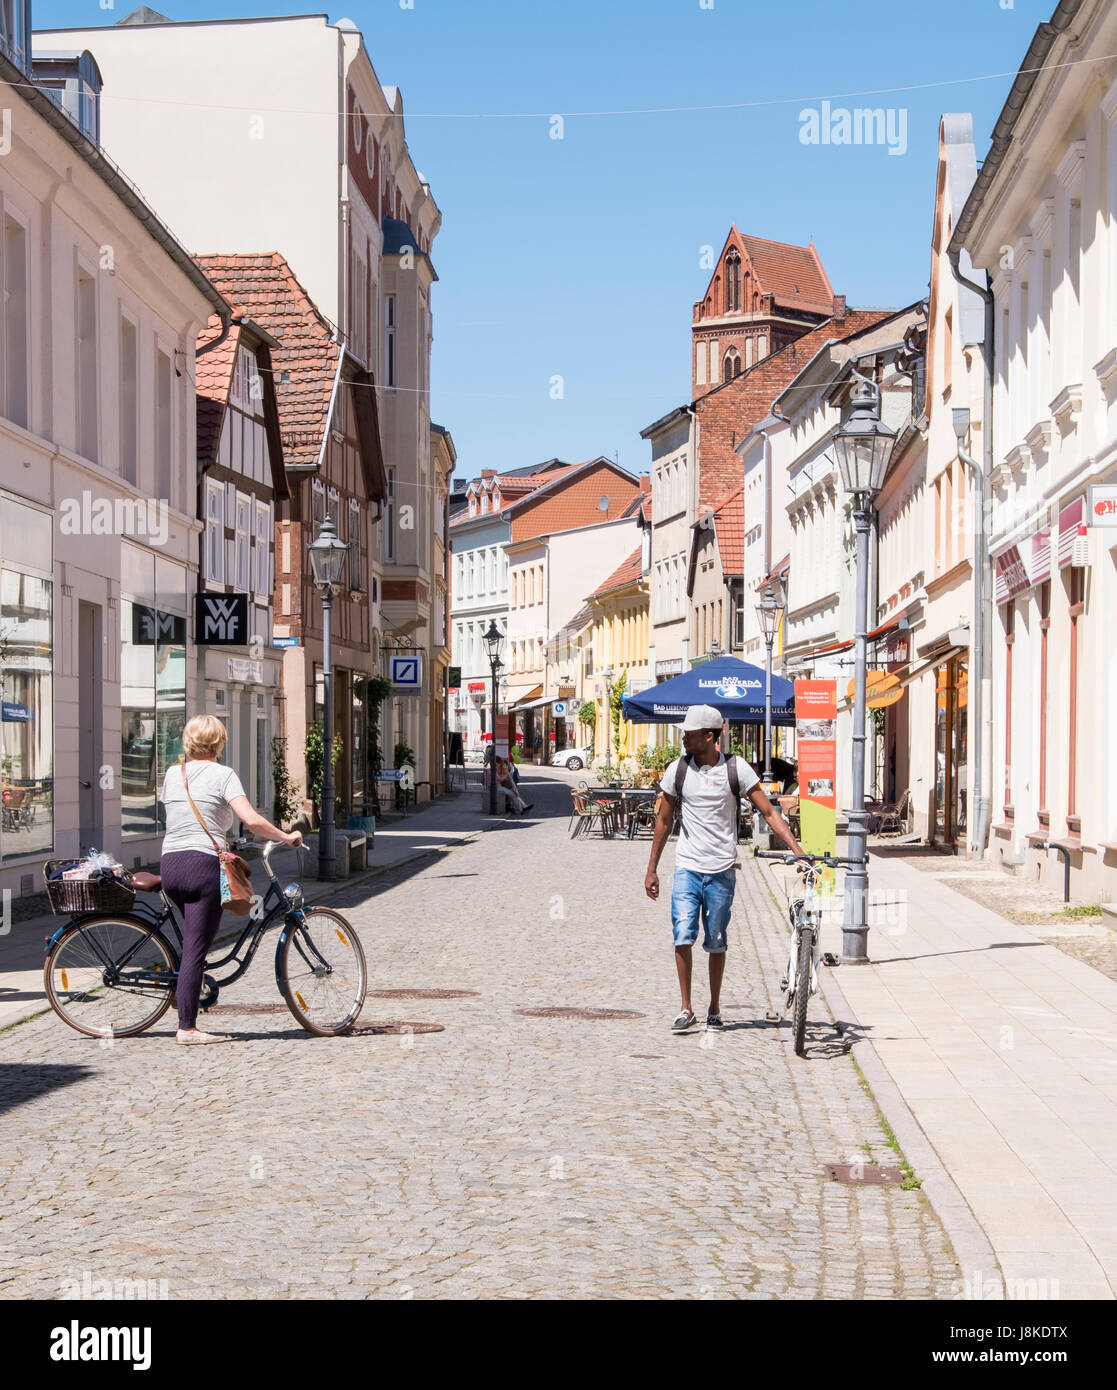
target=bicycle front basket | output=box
[43,861,137,916]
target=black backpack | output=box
[672,755,743,837]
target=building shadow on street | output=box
[0,1062,95,1116]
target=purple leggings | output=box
[160,850,223,1030]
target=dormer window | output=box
[230,345,262,414]
[479,493,488,515]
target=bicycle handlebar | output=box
[753,848,868,868]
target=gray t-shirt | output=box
[659,754,760,873]
[160,760,246,857]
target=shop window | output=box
[120,544,187,839]
[0,495,54,861]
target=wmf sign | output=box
[195,592,249,645]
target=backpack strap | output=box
[727,756,741,811]
[671,755,690,834]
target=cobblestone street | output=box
[0,771,959,1299]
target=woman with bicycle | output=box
[160,715,301,1045]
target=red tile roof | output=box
[194,319,241,464]
[712,486,745,576]
[591,546,644,599]
[194,252,339,470]
[739,233,835,315]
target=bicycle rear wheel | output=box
[278,907,366,1036]
[44,916,177,1038]
[792,927,813,1057]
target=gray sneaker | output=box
[706,1013,725,1030]
[672,1009,698,1033]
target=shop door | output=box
[78,603,102,847]
[933,657,968,844]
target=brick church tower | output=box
[692,227,842,396]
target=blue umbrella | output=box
[622,656,795,725]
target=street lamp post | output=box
[483,621,504,817]
[601,665,614,776]
[833,376,897,964]
[307,514,350,882]
[755,582,784,782]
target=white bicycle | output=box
[755,849,863,1056]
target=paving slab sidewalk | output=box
[0,789,491,1033]
[811,852,1117,1300]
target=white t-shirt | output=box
[160,760,246,857]
[659,754,760,873]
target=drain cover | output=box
[366,988,478,999]
[206,1002,287,1015]
[347,1020,445,1036]
[515,1007,645,1021]
[824,1163,904,1185]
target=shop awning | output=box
[894,645,967,689]
[789,616,903,665]
[510,691,549,711]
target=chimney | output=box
[832,294,847,322]
[481,469,497,478]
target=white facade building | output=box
[0,19,227,896]
[953,0,1117,899]
[39,9,447,797]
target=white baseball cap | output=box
[677,703,724,733]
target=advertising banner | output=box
[493,714,511,761]
[794,680,837,896]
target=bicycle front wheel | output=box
[45,916,177,1038]
[278,907,366,1036]
[792,927,813,1057]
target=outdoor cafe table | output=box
[590,787,657,836]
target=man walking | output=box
[644,705,805,1033]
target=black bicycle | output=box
[755,849,865,1057]
[43,841,366,1038]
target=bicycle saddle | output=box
[132,872,162,893]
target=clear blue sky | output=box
[39,0,1056,480]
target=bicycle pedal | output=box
[197,974,220,1011]
[822,952,839,968]
[779,977,788,991]
[765,1010,781,1024]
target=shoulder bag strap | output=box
[179,757,224,855]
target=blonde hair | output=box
[182,714,228,759]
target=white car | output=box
[550,745,592,772]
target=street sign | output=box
[272,636,299,648]
[553,701,566,715]
[447,665,461,689]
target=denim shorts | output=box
[671,868,736,954]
